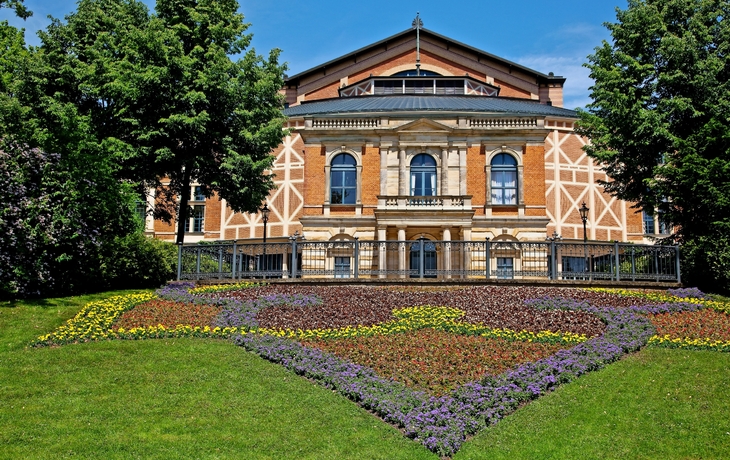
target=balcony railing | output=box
[176,238,681,284]
[378,195,471,210]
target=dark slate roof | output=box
[282,95,578,118]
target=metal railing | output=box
[176,237,681,284]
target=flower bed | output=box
[647,309,730,352]
[232,298,655,456]
[301,328,570,396]
[33,293,156,346]
[33,283,729,455]
[114,299,222,330]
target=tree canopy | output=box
[0,0,286,296]
[38,0,287,243]
[577,0,730,291]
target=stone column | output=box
[378,227,387,279]
[442,227,451,279]
[441,147,449,196]
[459,147,467,196]
[398,147,407,196]
[380,147,388,196]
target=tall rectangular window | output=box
[134,199,147,223]
[643,211,655,234]
[185,205,205,233]
[490,153,518,205]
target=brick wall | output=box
[467,145,486,215]
[350,49,485,82]
[361,146,380,215]
[493,79,532,99]
[204,192,221,239]
[523,144,546,216]
[303,145,325,215]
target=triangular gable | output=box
[284,28,566,104]
[393,118,454,134]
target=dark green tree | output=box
[38,0,287,244]
[0,17,144,298]
[577,0,730,292]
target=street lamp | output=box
[579,202,590,277]
[579,202,589,243]
[261,203,270,275]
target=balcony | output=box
[377,195,472,211]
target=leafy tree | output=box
[0,19,143,298]
[577,0,730,292]
[38,0,287,244]
[0,142,139,298]
[0,0,31,19]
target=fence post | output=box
[614,241,621,282]
[654,249,659,282]
[232,241,237,280]
[176,242,183,281]
[418,236,425,279]
[218,246,224,280]
[675,245,681,284]
[291,236,298,279]
[485,237,491,279]
[549,240,556,280]
[196,246,201,281]
[354,237,360,279]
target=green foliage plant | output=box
[577,0,730,292]
[34,0,288,244]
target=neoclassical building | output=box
[149,26,661,246]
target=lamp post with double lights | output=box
[261,203,270,276]
[579,202,589,276]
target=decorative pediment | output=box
[393,118,454,133]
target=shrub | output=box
[99,233,177,290]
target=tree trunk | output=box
[176,168,192,245]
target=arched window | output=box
[410,154,437,196]
[392,69,441,77]
[490,153,518,205]
[330,153,357,204]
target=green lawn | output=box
[455,347,730,459]
[2,291,729,459]
[0,292,434,460]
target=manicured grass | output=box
[0,294,434,459]
[4,290,730,459]
[454,347,730,459]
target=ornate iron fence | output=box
[176,237,681,284]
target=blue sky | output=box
[1,0,628,109]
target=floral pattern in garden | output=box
[32,283,730,455]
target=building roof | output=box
[282,95,578,118]
[285,28,566,87]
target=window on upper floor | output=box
[657,209,671,234]
[185,186,205,233]
[643,210,655,234]
[410,154,437,196]
[192,186,205,201]
[134,198,148,223]
[490,153,518,205]
[330,153,357,204]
